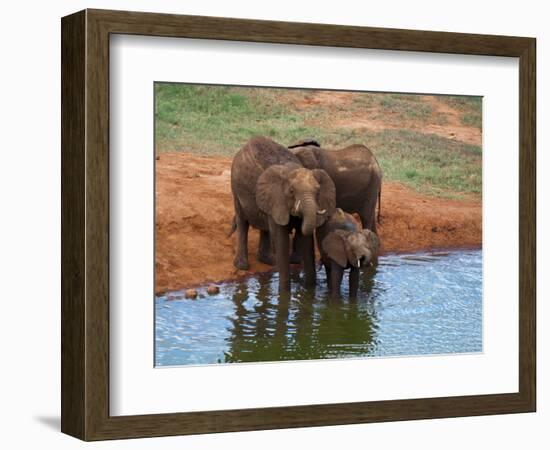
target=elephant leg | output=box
[233,202,250,270]
[289,232,301,264]
[323,259,332,288]
[257,230,275,265]
[300,233,316,288]
[270,219,291,292]
[349,266,359,299]
[359,204,376,233]
[329,260,344,299]
[359,184,381,233]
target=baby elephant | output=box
[317,209,380,299]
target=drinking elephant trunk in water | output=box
[358,248,374,268]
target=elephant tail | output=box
[227,216,237,238]
[377,187,381,224]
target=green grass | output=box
[155,83,322,154]
[349,93,441,124]
[366,129,481,196]
[439,95,482,129]
[155,83,482,198]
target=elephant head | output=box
[322,229,380,268]
[256,163,336,235]
[288,140,322,170]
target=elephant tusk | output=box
[357,259,361,268]
[294,200,301,212]
[317,209,326,215]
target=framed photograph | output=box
[61,9,536,441]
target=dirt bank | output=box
[155,152,482,294]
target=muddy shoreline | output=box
[158,244,482,297]
[155,152,482,294]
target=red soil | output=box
[155,152,482,294]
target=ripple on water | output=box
[155,250,482,366]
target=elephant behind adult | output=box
[231,136,336,292]
[288,139,382,232]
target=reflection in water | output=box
[224,272,376,363]
[155,250,482,366]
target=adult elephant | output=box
[288,139,382,232]
[231,136,336,292]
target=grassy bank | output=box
[155,83,482,198]
[440,95,483,128]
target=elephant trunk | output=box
[361,249,374,267]
[300,195,318,236]
[356,247,374,267]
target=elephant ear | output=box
[322,232,348,268]
[361,229,380,255]
[256,165,292,226]
[313,169,336,226]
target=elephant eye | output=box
[289,187,294,194]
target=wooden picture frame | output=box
[61,8,536,441]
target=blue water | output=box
[155,249,482,366]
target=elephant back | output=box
[243,135,301,170]
[231,136,301,193]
